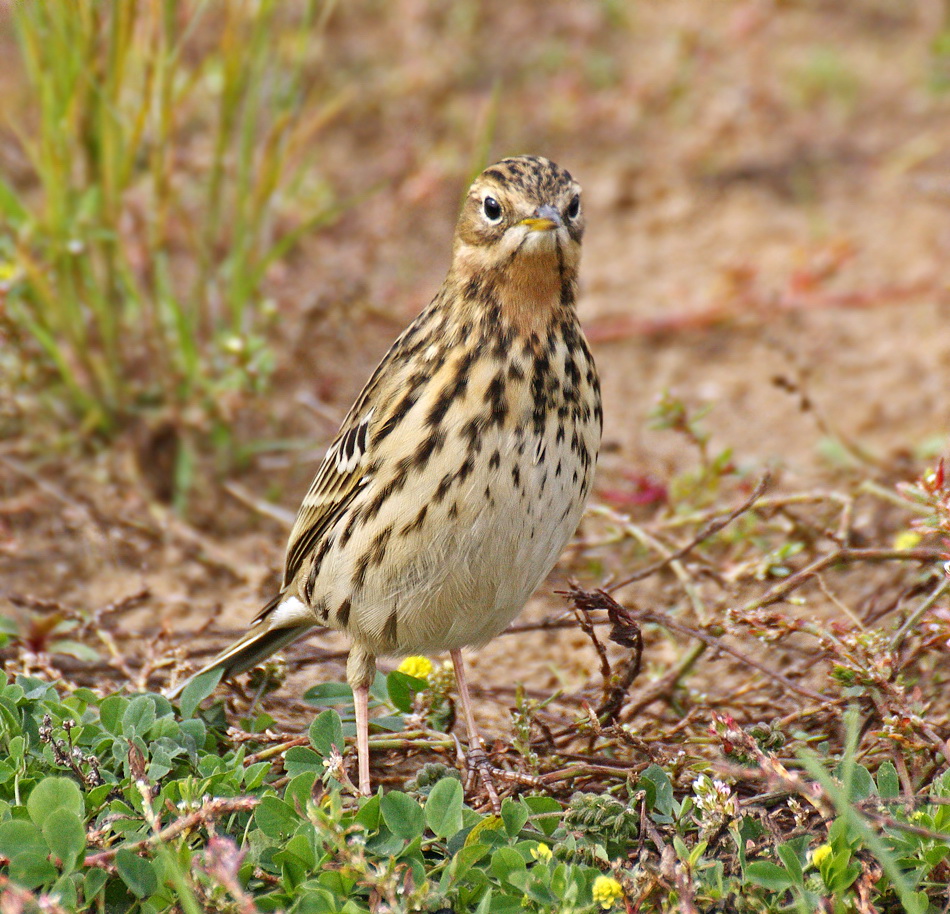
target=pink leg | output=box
[451,649,501,813]
[353,683,371,796]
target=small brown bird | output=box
[168,156,601,805]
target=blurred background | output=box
[2,0,950,696]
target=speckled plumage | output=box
[168,156,601,804]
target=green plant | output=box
[0,671,627,912]
[649,390,737,505]
[0,1,343,485]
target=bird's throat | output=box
[496,249,570,337]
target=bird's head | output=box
[451,155,584,282]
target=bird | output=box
[167,155,602,807]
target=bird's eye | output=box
[483,196,502,222]
[567,194,581,219]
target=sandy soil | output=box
[3,1,950,730]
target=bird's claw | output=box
[463,738,502,815]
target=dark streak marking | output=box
[434,473,453,503]
[383,611,399,647]
[336,598,351,628]
[400,504,428,536]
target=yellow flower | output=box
[530,843,553,862]
[592,875,623,909]
[811,844,833,867]
[892,530,921,552]
[397,656,433,680]
[0,261,18,283]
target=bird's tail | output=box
[166,597,314,700]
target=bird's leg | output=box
[353,682,370,796]
[450,649,501,814]
[347,645,377,798]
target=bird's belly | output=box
[319,425,591,658]
[398,468,582,654]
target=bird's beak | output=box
[519,204,562,232]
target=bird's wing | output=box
[168,385,389,694]
[272,313,436,604]
[279,405,376,590]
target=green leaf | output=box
[86,784,113,812]
[284,746,324,779]
[672,835,689,861]
[309,709,345,758]
[99,695,128,734]
[385,670,427,713]
[355,793,381,831]
[292,886,339,911]
[876,760,900,798]
[303,682,354,707]
[50,871,78,908]
[19,677,54,699]
[490,847,527,883]
[318,870,356,898]
[522,796,562,836]
[179,667,224,720]
[7,734,25,764]
[776,841,804,885]
[48,639,100,662]
[500,798,528,837]
[84,867,109,901]
[179,717,207,754]
[689,839,709,869]
[122,695,156,737]
[42,807,86,870]
[273,832,315,887]
[285,772,318,811]
[284,832,317,869]
[744,860,793,891]
[834,761,874,802]
[244,761,271,789]
[255,796,300,840]
[28,776,84,826]
[638,764,674,817]
[9,850,58,889]
[826,857,862,893]
[147,738,183,780]
[0,819,47,859]
[474,891,493,914]
[115,847,158,898]
[801,723,924,914]
[0,697,21,737]
[924,844,950,867]
[464,814,505,849]
[380,791,425,841]
[449,842,490,881]
[425,777,464,838]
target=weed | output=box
[0,1,344,503]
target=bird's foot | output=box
[461,737,502,815]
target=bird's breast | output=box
[306,315,601,657]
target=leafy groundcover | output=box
[1,662,949,913]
